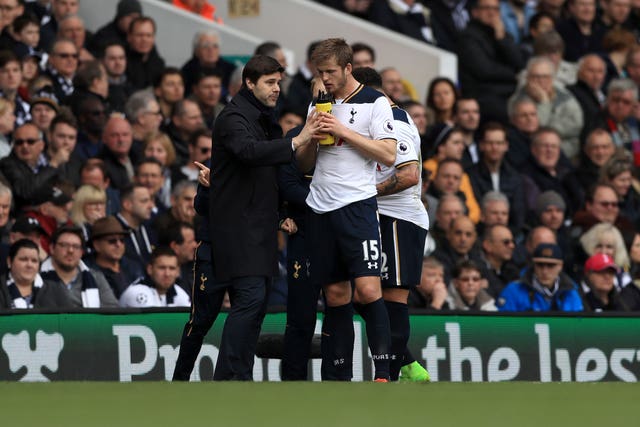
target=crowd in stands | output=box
[0,0,639,313]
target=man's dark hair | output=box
[193,67,223,86]
[149,246,177,265]
[120,183,147,203]
[351,67,382,89]
[153,66,182,89]
[351,42,376,63]
[13,13,40,34]
[135,156,164,175]
[306,40,321,61]
[128,16,156,34]
[453,259,482,279]
[159,222,194,246]
[171,98,198,118]
[189,127,211,146]
[480,121,506,140]
[80,158,108,179]
[242,54,284,86]
[0,50,19,68]
[50,111,78,133]
[73,60,105,90]
[254,41,281,57]
[51,225,84,248]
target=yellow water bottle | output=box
[315,90,334,146]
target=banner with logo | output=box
[1,311,639,382]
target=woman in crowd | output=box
[578,222,631,287]
[143,130,176,209]
[599,152,640,228]
[0,239,71,309]
[425,77,458,127]
[70,184,107,246]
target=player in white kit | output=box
[296,39,397,381]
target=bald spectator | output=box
[100,115,136,191]
[567,54,607,127]
[512,224,558,268]
[457,0,524,122]
[89,0,142,57]
[181,30,236,98]
[481,224,519,297]
[509,56,584,161]
[125,16,165,90]
[432,215,483,284]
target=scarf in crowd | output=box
[46,65,74,96]
[6,273,44,309]
[606,117,640,166]
[40,258,100,307]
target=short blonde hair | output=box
[70,184,106,225]
[580,222,630,269]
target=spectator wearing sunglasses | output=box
[87,215,142,298]
[572,183,636,238]
[172,127,211,183]
[44,38,79,102]
[498,243,583,312]
[480,224,520,298]
[0,122,61,211]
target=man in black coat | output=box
[172,55,319,381]
[124,16,165,91]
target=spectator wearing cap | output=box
[88,0,143,58]
[0,238,73,310]
[40,225,118,308]
[86,215,143,298]
[0,50,31,126]
[498,243,583,312]
[0,215,47,277]
[0,122,61,211]
[125,16,165,91]
[44,38,79,102]
[580,253,629,311]
[30,87,59,142]
[24,184,73,254]
[181,30,236,99]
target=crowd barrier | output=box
[1,309,638,382]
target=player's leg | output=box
[282,234,321,380]
[382,287,410,381]
[173,243,226,381]
[321,280,354,380]
[213,275,268,381]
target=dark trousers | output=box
[282,233,321,380]
[172,243,269,381]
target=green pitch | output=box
[1,382,637,427]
